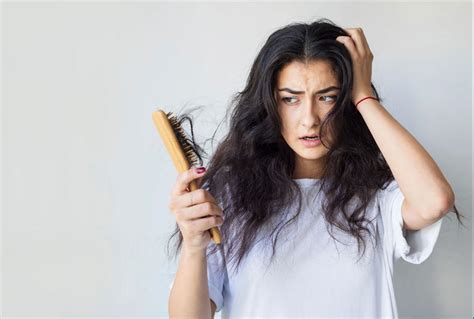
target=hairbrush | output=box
[152,109,222,245]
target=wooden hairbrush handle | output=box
[152,109,222,245]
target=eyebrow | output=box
[277,86,340,95]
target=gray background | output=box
[2,1,472,318]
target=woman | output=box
[167,18,465,318]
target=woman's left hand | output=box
[336,28,374,105]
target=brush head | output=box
[165,110,202,168]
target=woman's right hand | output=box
[168,166,225,253]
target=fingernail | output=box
[196,167,206,174]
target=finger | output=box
[336,34,359,60]
[172,166,206,196]
[340,28,364,57]
[357,27,372,54]
[196,175,204,188]
[178,201,223,221]
[189,214,224,232]
[343,27,371,57]
[343,28,365,56]
[179,188,218,209]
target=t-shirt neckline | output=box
[292,178,321,187]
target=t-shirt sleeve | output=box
[206,242,226,312]
[379,179,443,264]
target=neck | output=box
[292,156,326,179]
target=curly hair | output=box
[166,18,466,276]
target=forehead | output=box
[275,59,338,89]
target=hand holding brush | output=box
[152,109,223,245]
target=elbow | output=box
[438,185,455,215]
[421,188,455,220]
[440,189,455,215]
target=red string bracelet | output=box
[355,96,379,108]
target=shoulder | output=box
[376,179,400,202]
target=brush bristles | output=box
[166,111,200,168]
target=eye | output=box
[320,95,338,103]
[281,95,338,105]
[281,96,298,105]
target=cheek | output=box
[279,108,294,126]
[280,123,296,145]
[279,113,292,137]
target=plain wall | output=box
[2,2,472,317]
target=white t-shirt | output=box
[170,178,443,318]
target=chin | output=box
[294,148,327,160]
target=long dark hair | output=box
[166,18,466,275]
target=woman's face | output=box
[275,59,340,178]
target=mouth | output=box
[299,135,319,140]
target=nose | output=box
[300,98,321,128]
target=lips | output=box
[300,136,321,147]
[300,134,319,139]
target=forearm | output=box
[357,98,454,216]
[169,246,212,318]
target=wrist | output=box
[182,244,207,258]
[354,95,379,111]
